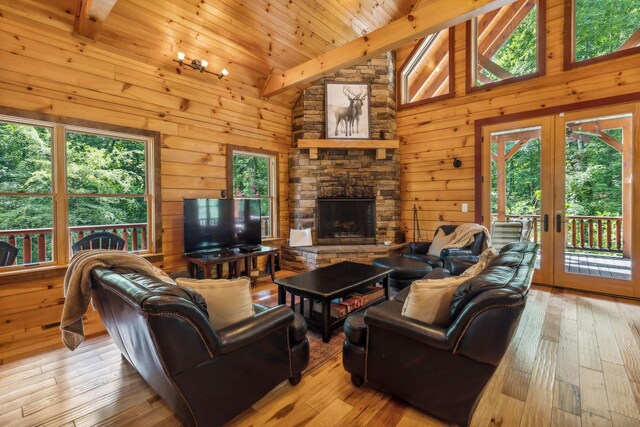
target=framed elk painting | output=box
[325,82,370,139]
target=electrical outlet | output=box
[461,203,468,213]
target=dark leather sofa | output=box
[91,267,310,427]
[343,242,538,426]
[404,224,486,269]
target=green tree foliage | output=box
[490,8,538,79]
[0,123,147,262]
[232,154,272,235]
[575,0,640,61]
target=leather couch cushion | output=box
[373,256,433,279]
[427,228,450,256]
[344,311,367,346]
[177,277,255,329]
[402,276,468,327]
[459,247,499,278]
[116,271,209,316]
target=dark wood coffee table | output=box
[275,261,392,342]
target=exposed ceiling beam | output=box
[74,0,118,40]
[261,0,517,97]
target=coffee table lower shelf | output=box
[290,296,386,340]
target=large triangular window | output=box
[469,0,545,90]
[398,27,454,107]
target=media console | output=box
[186,245,278,283]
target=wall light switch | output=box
[461,203,468,213]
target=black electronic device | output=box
[239,245,262,253]
[184,198,262,256]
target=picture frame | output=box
[325,82,371,139]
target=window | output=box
[0,120,54,266]
[469,0,545,90]
[0,112,158,270]
[565,0,640,68]
[398,28,454,107]
[228,147,278,239]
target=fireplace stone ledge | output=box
[281,243,409,271]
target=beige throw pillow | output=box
[427,229,450,257]
[401,276,468,326]
[460,247,499,277]
[176,277,255,330]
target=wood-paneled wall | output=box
[0,7,291,361]
[397,0,640,239]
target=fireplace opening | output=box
[316,198,376,245]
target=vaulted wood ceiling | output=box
[14,0,415,103]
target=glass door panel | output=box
[554,106,635,295]
[482,118,553,285]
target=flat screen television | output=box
[183,198,262,255]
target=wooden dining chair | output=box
[71,232,126,255]
[0,241,18,266]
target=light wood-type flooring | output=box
[1,273,640,426]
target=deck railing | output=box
[0,223,147,265]
[503,214,622,253]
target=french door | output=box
[481,103,638,297]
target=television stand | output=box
[186,246,278,284]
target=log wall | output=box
[0,8,291,361]
[397,0,640,239]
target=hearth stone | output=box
[281,243,409,271]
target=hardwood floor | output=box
[1,273,640,426]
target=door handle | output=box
[543,214,549,232]
[556,214,562,232]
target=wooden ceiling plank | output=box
[192,0,336,58]
[74,0,118,39]
[104,2,280,75]
[262,0,516,97]
[121,0,313,70]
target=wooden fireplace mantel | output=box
[297,139,400,160]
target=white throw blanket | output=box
[61,250,174,351]
[443,223,491,251]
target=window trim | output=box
[226,145,279,240]
[466,0,547,93]
[0,106,162,273]
[397,27,456,110]
[563,0,640,71]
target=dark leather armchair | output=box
[403,225,486,268]
[343,242,538,426]
[91,267,309,427]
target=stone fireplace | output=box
[316,198,376,245]
[283,52,403,270]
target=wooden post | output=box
[141,227,147,250]
[496,142,506,220]
[606,220,612,252]
[23,234,32,264]
[132,228,138,252]
[37,233,46,262]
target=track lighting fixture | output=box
[174,52,229,79]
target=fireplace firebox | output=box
[316,198,376,245]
